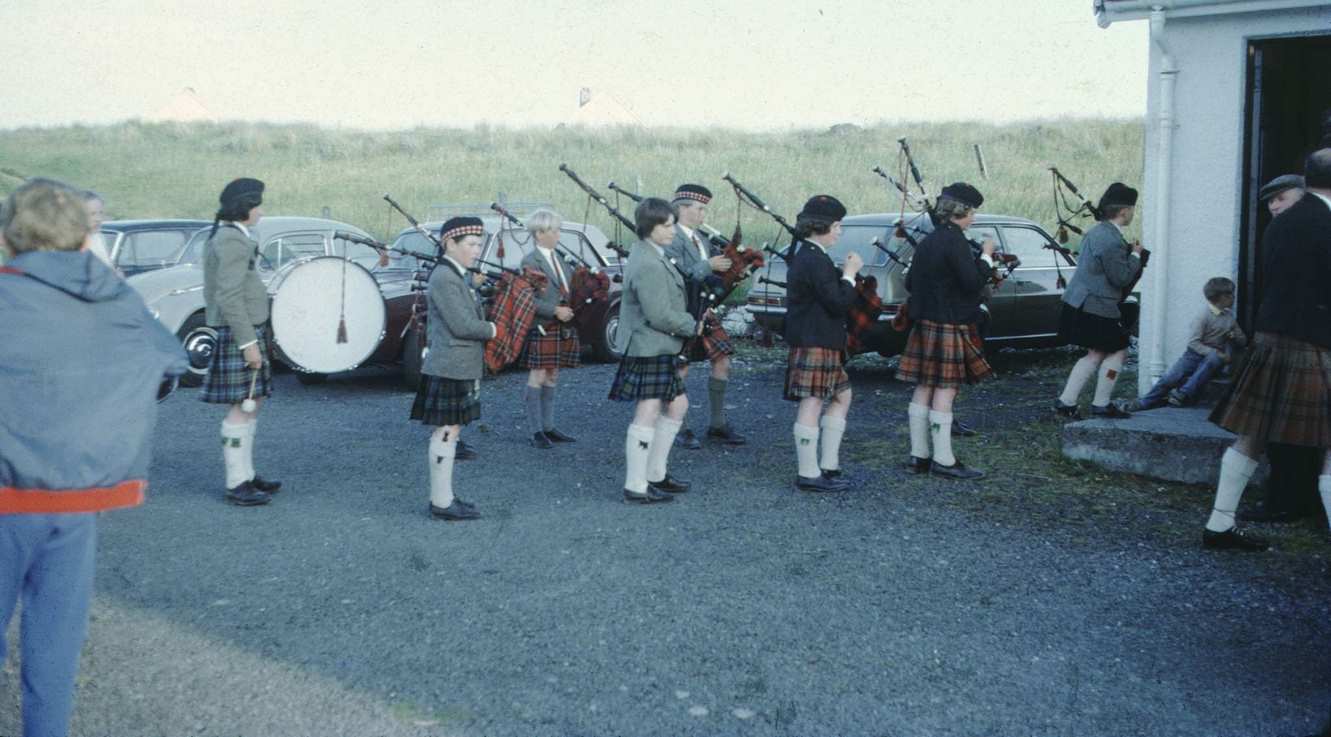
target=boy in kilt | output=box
[411,217,497,521]
[665,184,746,448]
[518,209,580,449]
[1053,182,1145,420]
[898,183,996,480]
[1202,149,1331,552]
[608,197,700,504]
[783,195,863,493]
[200,178,283,506]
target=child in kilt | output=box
[519,209,580,449]
[782,195,863,493]
[608,197,699,504]
[411,217,497,521]
[199,178,283,506]
[1202,149,1331,552]
[898,183,996,480]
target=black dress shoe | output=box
[250,475,282,493]
[1053,401,1082,420]
[706,424,747,446]
[1238,503,1309,524]
[429,500,480,520]
[1090,402,1132,419]
[904,456,931,474]
[795,474,847,492]
[544,428,577,443]
[674,428,702,450]
[456,441,478,461]
[648,474,691,493]
[951,419,977,437]
[930,460,985,480]
[1202,527,1269,552]
[821,468,847,481]
[225,481,271,507]
[530,431,553,449]
[623,487,672,504]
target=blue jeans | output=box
[0,513,97,737]
[1139,348,1225,407]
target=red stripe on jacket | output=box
[0,480,145,514]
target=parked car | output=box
[387,216,625,389]
[745,212,1077,357]
[100,219,211,277]
[129,217,415,386]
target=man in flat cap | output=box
[1261,174,1305,217]
[665,183,746,448]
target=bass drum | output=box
[268,256,386,375]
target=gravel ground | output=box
[3,345,1329,737]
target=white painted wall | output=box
[1135,5,1331,394]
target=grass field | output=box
[0,118,1143,243]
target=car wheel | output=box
[295,371,327,385]
[402,322,425,391]
[176,312,216,388]
[593,303,622,363]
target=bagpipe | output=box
[557,164,632,259]
[1049,166,1147,299]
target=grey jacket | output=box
[665,224,717,283]
[520,247,572,321]
[1060,220,1142,319]
[203,224,270,346]
[616,240,696,357]
[423,258,494,380]
[1187,304,1247,358]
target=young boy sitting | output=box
[1128,277,1247,410]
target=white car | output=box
[129,216,380,385]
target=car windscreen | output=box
[176,228,212,265]
[824,224,895,267]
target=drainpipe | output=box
[1145,7,1177,388]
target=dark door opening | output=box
[1239,34,1331,328]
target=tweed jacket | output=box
[1060,220,1142,320]
[783,239,858,349]
[615,240,696,357]
[1254,193,1331,348]
[520,246,572,321]
[423,258,495,380]
[666,224,718,283]
[203,224,269,347]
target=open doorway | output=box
[1239,33,1331,328]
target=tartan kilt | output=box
[784,346,851,401]
[608,354,686,402]
[411,375,482,426]
[1057,303,1131,353]
[1209,331,1331,447]
[687,317,735,362]
[896,319,993,388]
[199,324,273,405]
[522,324,581,369]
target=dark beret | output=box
[440,216,485,243]
[219,177,264,210]
[798,194,846,222]
[673,184,712,205]
[1258,174,1305,202]
[939,182,983,209]
[1097,182,1138,212]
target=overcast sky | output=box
[0,0,1147,130]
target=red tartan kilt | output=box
[1210,331,1331,447]
[896,319,992,388]
[687,318,735,362]
[523,325,581,369]
[784,346,851,401]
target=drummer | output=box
[199,178,283,506]
[519,208,580,449]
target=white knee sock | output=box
[624,424,655,493]
[819,415,847,472]
[1059,355,1100,406]
[428,431,456,509]
[929,410,956,466]
[647,416,683,483]
[908,403,932,459]
[242,418,258,482]
[1319,475,1331,532]
[221,420,249,489]
[1206,448,1259,532]
[1092,351,1126,408]
[793,423,821,478]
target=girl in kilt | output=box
[898,183,996,480]
[608,197,699,504]
[1201,149,1331,552]
[200,178,282,506]
[412,217,496,521]
[518,209,580,449]
[782,195,863,493]
[1053,183,1144,419]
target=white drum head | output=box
[269,256,386,374]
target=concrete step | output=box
[1061,406,1265,486]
